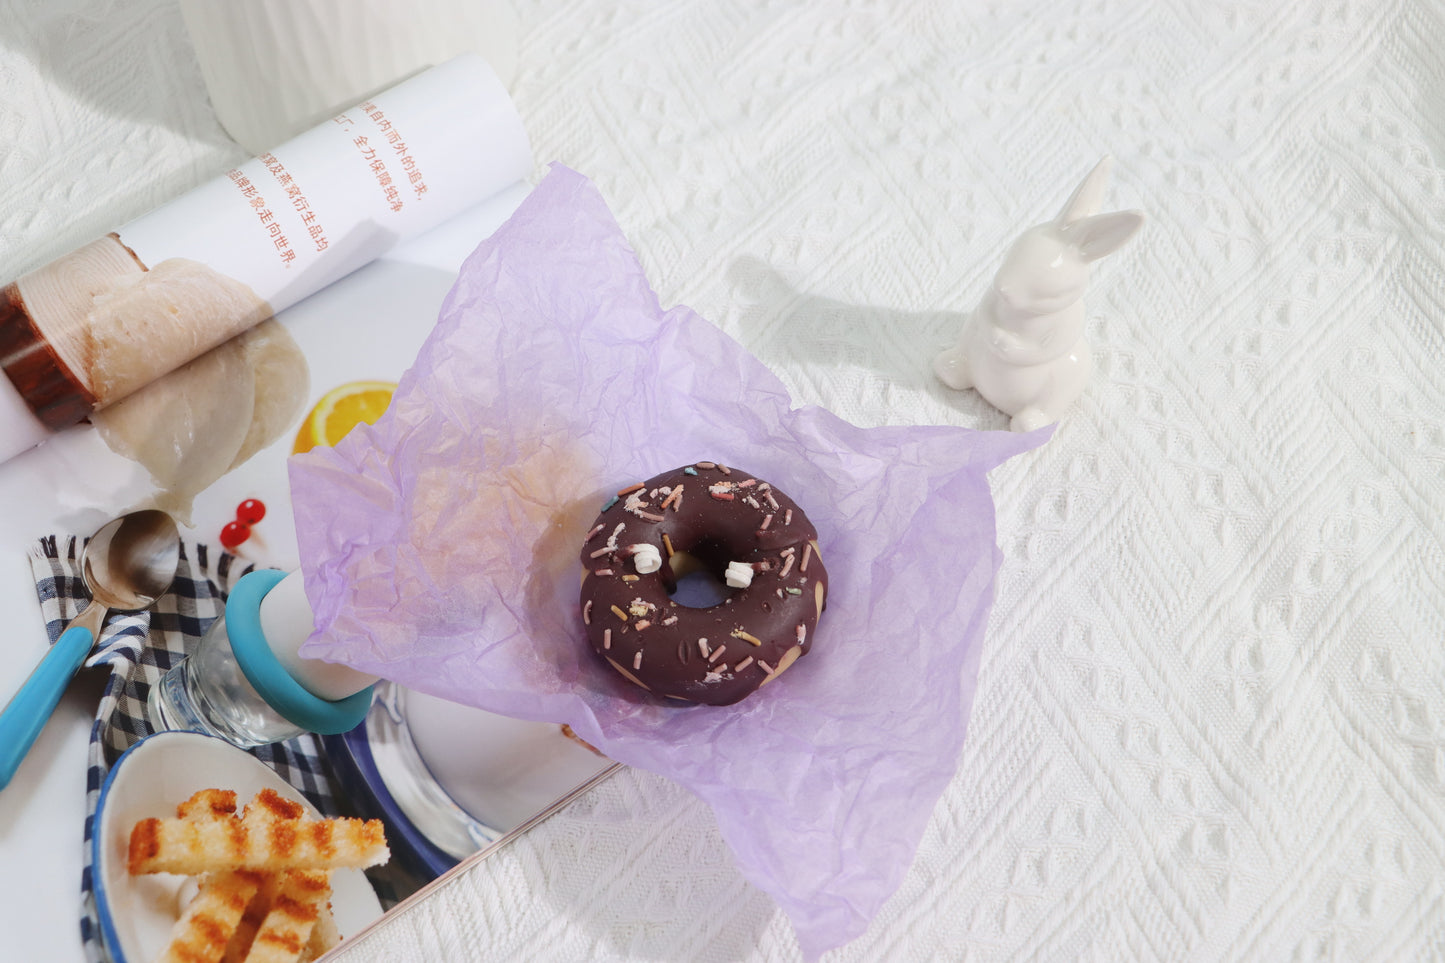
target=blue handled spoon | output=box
[0,510,179,790]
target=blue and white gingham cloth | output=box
[28,537,343,963]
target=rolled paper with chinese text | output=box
[0,52,531,464]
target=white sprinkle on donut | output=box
[630,543,662,574]
[725,560,754,588]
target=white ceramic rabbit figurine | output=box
[933,157,1144,432]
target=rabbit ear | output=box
[1056,156,1113,224]
[1070,209,1145,261]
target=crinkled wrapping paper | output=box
[290,164,1047,957]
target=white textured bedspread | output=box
[4,1,1445,960]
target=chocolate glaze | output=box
[578,462,828,706]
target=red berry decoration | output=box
[236,498,267,525]
[220,521,251,550]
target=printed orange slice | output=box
[292,380,397,454]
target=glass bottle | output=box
[148,568,376,747]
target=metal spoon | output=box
[0,510,179,790]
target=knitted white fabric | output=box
[4,0,1445,960]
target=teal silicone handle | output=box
[0,624,94,791]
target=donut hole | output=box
[666,549,737,609]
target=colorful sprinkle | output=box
[708,644,727,664]
[760,514,774,530]
[796,624,807,644]
[718,464,732,475]
[737,478,756,488]
[662,533,676,557]
[710,491,735,501]
[786,587,802,595]
[698,638,710,658]
[634,619,651,630]
[610,605,629,622]
[801,542,813,572]
[694,461,716,469]
[617,482,645,496]
[603,628,612,650]
[601,495,619,511]
[589,546,613,558]
[758,660,773,674]
[779,553,795,579]
[585,524,605,541]
[624,490,666,522]
[784,509,793,526]
[633,651,643,670]
[622,574,639,582]
[662,615,678,626]
[765,491,780,510]
[684,466,698,475]
[583,600,593,624]
[731,629,764,647]
[733,656,754,672]
[595,568,615,577]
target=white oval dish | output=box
[325,682,618,877]
[403,688,614,836]
[92,730,383,963]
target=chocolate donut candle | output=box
[578,462,828,706]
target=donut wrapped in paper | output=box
[289,165,1048,959]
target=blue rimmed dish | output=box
[324,682,618,881]
[92,731,383,963]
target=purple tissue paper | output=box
[290,164,1048,958]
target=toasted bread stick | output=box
[157,869,266,963]
[129,810,388,876]
[241,870,330,963]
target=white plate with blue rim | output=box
[324,682,619,880]
[92,730,383,963]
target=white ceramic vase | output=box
[180,0,520,155]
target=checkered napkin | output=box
[28,536,341,963]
